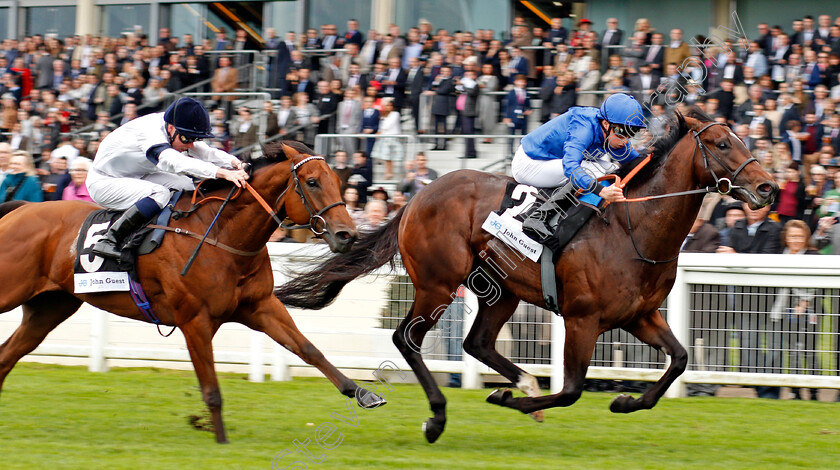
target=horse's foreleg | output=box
[463,295,545,422]
[487,315,599,414]
[236,297,385,409]
[0,292,80,394]
[180,315,228,444]
[610,309,687,413]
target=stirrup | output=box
[91,238,122,259]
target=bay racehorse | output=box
[0,141,384,443]
[276,110,777,443]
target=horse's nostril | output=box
[757,182,776,196]
[336,231,356,243]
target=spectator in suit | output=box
[331,150,353,194]
[359,29,380,69]
[630,62,658,107]
[755,23,773,55]
[506,46,530,79]
[343,19,364,47]
[262,100,279,137]
[336,87,362,154]
[360,95,380,155]
[681,215,721,253]
[577,60,602,107]
[664,29,690,70]
[314,80,339,137]
[504,74,532,154]
[345,63,368,91]
[643,32,666,73]
[348,150,373,204]
[744,41,769,78]
[406,56,425,133]
[621,31,647,71]
[270,37,291,99]
[400,151,439,199]
[288,92,320,148]
[546,17,568,47]
[381,57,407,110]
[717,203,782,254]
[429,65,455,150]
[600,18,624,71]
[211,56,238,114]
[290,68,316,101]
[275,94,294,137]
[538,67,557,124]
[230,106,258,160]
[459,69,480,159]
[550,71,577,119]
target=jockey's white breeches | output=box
[511,145,618,189]
[87,169,196,210]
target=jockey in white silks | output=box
[511,93,647,243]
[87,97,250,259]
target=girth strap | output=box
[146,224,265,257]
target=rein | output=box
[272,156,347,235]
[607,121,760,265]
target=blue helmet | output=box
[598,93,646,130]
[163,97,215,139]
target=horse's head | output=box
[261,141,358,253]
[683,111,778,209]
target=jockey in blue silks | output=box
[511,93,647,242]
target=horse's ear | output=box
[261,142,288,162]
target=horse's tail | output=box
[0,201,28,220]
[275,206,404,309]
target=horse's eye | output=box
[717,141,728,150]
[306,178,318,188]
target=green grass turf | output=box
[0,363,838,469]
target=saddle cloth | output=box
[73,191,182,293]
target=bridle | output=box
[245,156,346,236]
[619,121,760,264]
[691,121,758,196]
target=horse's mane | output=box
[614,107,714,187]
[250,140,316,172]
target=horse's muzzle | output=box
[738,180,778,209]
[325,229,358,253]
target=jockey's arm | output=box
[562,124,601,195]
[189,141,244,169]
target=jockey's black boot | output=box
[522,183,577,243]
[91,206,149,259]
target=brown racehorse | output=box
[0,141,384,444]
[276,110,778,443]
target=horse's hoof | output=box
[529,410,545,423]
[422,417,445,443]
[610,393,634,413]
[356,389,387,409]
[486,388,513,406]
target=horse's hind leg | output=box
[610,309,687,413]
[179,315,228,444]
[236,297,385,408]
[0,292,81,395]
[463,295,546,422]
[487,315,599,414]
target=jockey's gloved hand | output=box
[217,168,250,187]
